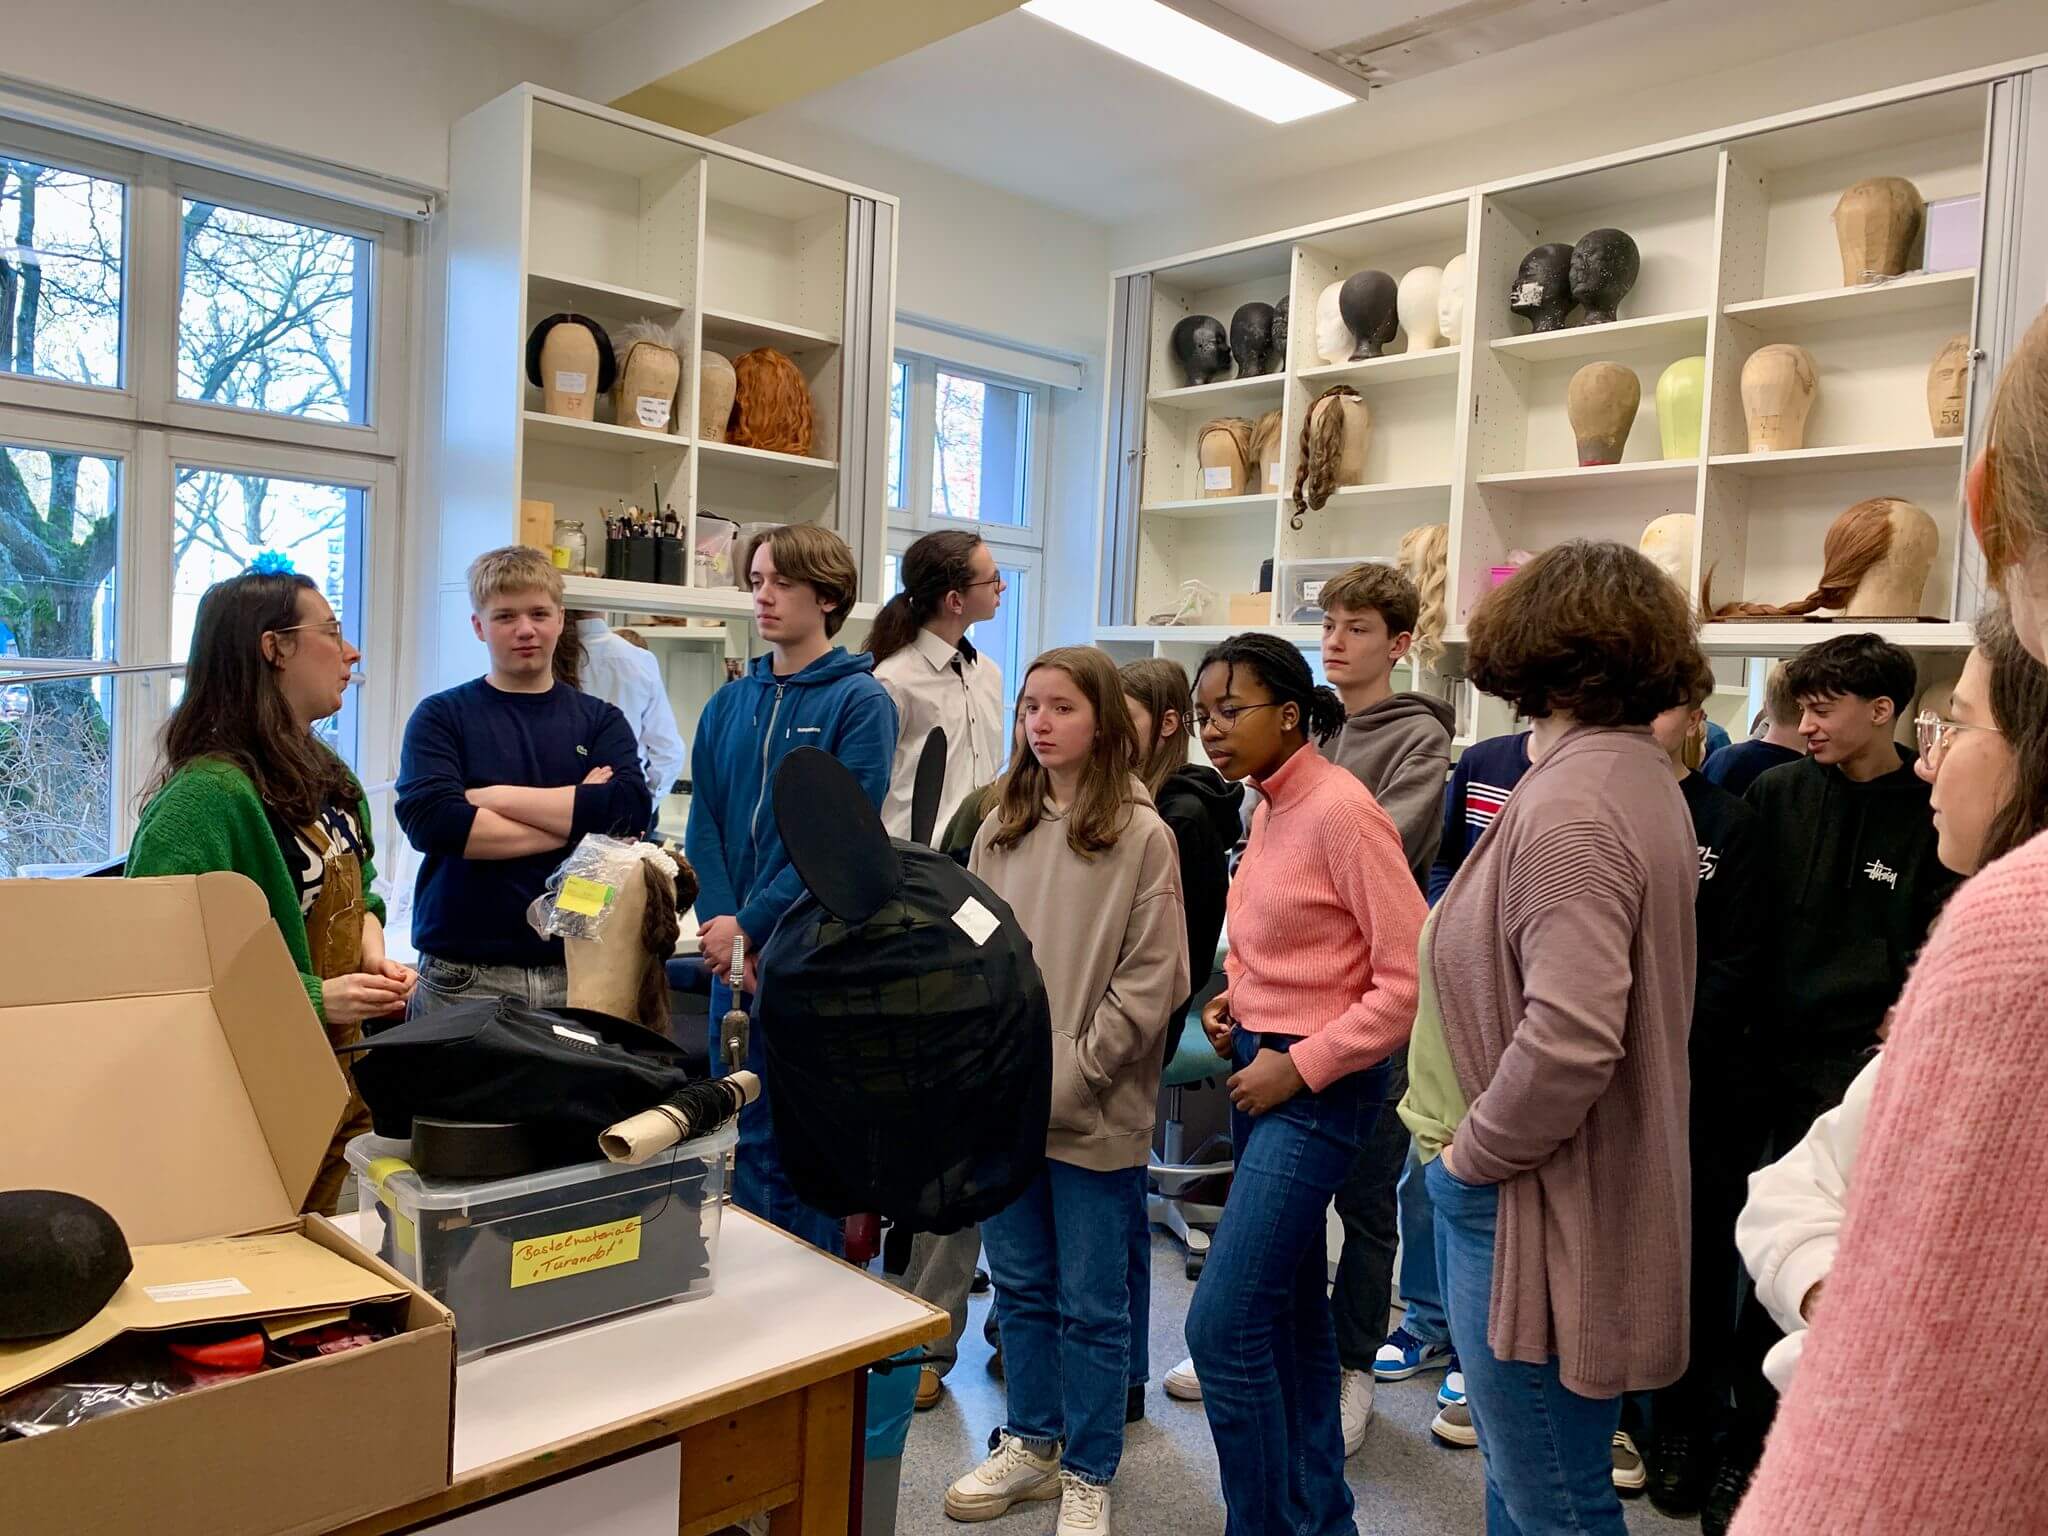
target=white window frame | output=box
[0,110,413,858]
[889,350,1050,553]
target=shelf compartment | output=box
[1700,620,1973,653]
[562,574,749,620]
[1708,441,1964,478]
[1477,459,1700,491]
[1490,310,1710,363]
[696,438,839,480]
[527,270,686,318]
[1318,480,1456,509]
[700,306,840,353]
[522,411,690,455]
[1722,270,1975,329]
[1147,373,1288,411]
[1297,348,1461,389]
[1141,493,1278,520]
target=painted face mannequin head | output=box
[1171,314,1231,386]
[1230,301,1278,377]
[1438,254,1468,345]
[1928,334,1970,438]
[1511,243,1575,332]
[1338,270,1399,360]
[1567,228,1640,326]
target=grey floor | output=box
[891,1232,1695,1536]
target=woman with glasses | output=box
[129,569,415,1212]
[1182,632,1423,1536]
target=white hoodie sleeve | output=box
[1736,1053,1883,1383]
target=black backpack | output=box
[756,741,1050,1258]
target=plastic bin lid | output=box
[345,1122,737,1213]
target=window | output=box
[0,115,409,875]
[883,551,1034,717]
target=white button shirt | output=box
[575,618,689,797]
[872,626,1006,843]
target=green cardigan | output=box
[126,758,386,1022]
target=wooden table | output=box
[325,1207,944,1535]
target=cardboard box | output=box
[1227,592,1271,624]
[518,497,555,554]
[0,874,455,1536]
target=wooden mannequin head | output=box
[1567,362,1640,466]
[563,854,695,1035]
[1928,334,1971,439]
[1741,344,1819,453]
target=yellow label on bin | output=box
[509,1216,643,1288]
[557,875,612,917]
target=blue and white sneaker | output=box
[1374,1327,1454,1381]
[1437,1369,1466,1409]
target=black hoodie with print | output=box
[1743,746,1958,1091]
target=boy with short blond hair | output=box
[395,545,651,1014]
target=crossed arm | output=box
[463,767,613,857]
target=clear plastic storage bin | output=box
[345,1123,736,1360]
[1276,556,1396,624]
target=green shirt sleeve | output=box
[1397,908,1467,1161]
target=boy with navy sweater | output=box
[1425,729,1531,901]
[396,547,651,1014]
[687,524,898,1252]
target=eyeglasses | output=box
[1914,709,2000,768]
[271,619,345,641]
[962,575,1007,592]
[1192,701,1281,734]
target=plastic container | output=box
[1276,556,1393,624]
[346,1123,735,1360]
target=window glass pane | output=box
[0,673,118,875]
[172,468,363,761]
[0,442,120,663]
[968,564,1030,717]
[932,371,1030,528]
[886,359,908,511]
[178,200,370,423]
[0,156,125,389]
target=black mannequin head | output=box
[1338,270,1398,360]
[1568,229,1640,326]
[1171,314,1232,386]
[1510,243,1575,333]
[1230,302,1278,377]
[1271,296,1289,364]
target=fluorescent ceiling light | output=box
[1022,0,1355,125]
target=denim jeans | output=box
[1396,1141,1450,1345]
[1428,1157,1625,1536]
[407,951,565,1019]
[709,976,843,1257]
[1187,1033,1384,1536]
[1332,1047,1408,1371]
[982,1159,1143,1485]
[1128,1174,1151,1387]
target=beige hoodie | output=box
[970,779,1189,1172]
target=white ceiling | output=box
[443,0,642,41]
[734,0,1976,227]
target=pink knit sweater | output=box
[1732,831,2048,1533]
[1224,744,1423,1092]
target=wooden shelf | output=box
[630,624,732,645]
[1147,373,1287,410]
[562,574,749,619]
[1477,459,1699,491]
[699,306,840,353]
[696,439,838,480]
[1297,349,1460,388]
[1490,309,1710,362]
[523,411,689,454]
[1722,270,1976,328]
[1140,493,1277,520]
[1708,441,1965,478]
[1319,480,1456,508]
[528,270,686,317]
[1700,620,1973,653]
[1097,624,1321,647]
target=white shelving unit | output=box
[438,84,898,697]
[1098,71,2034,719]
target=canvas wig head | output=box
[1701,497,1899,618]
[729,348,815,456]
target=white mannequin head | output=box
[1398,266,1445,353]
[1315,281,1352,366]
[1438,254,1468,346]
[1638,513,1695,593]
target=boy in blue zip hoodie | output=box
[687,524,898,1252]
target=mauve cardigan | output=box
[1433,725,1697,1398]
[1731,832,2048,1533]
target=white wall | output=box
[2,0,565,190]
[1108,0,2048,269]
[717,117,1114,648]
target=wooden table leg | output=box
[767,1373,857,1536]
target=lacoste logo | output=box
[1864,858,1898,888]
[576,744,588,756]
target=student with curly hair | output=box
[1400,540,1704,1535]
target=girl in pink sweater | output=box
[1731,306,2048,1532]
[1182,633,1423,1536]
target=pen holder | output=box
[622,538,658,584]
[604,538,626,580]
[656,536,685,586]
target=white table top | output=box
[334,1204,937,1475]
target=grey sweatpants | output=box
[897,1225,982,1375]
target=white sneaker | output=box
[1339,1367,1375,1455]
[1163,1356,1202,1402]
[1056,1471,1111,1536]
[944,1434,1062,1521]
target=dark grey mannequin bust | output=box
[1338,270,1398,360]
[1271,296,1289,366]
[1568,228,1640,326]
[1510,243,1575,332]
[1171,314,1232,386]
[1230,302,1279,377]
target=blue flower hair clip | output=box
[250,551,296,575]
